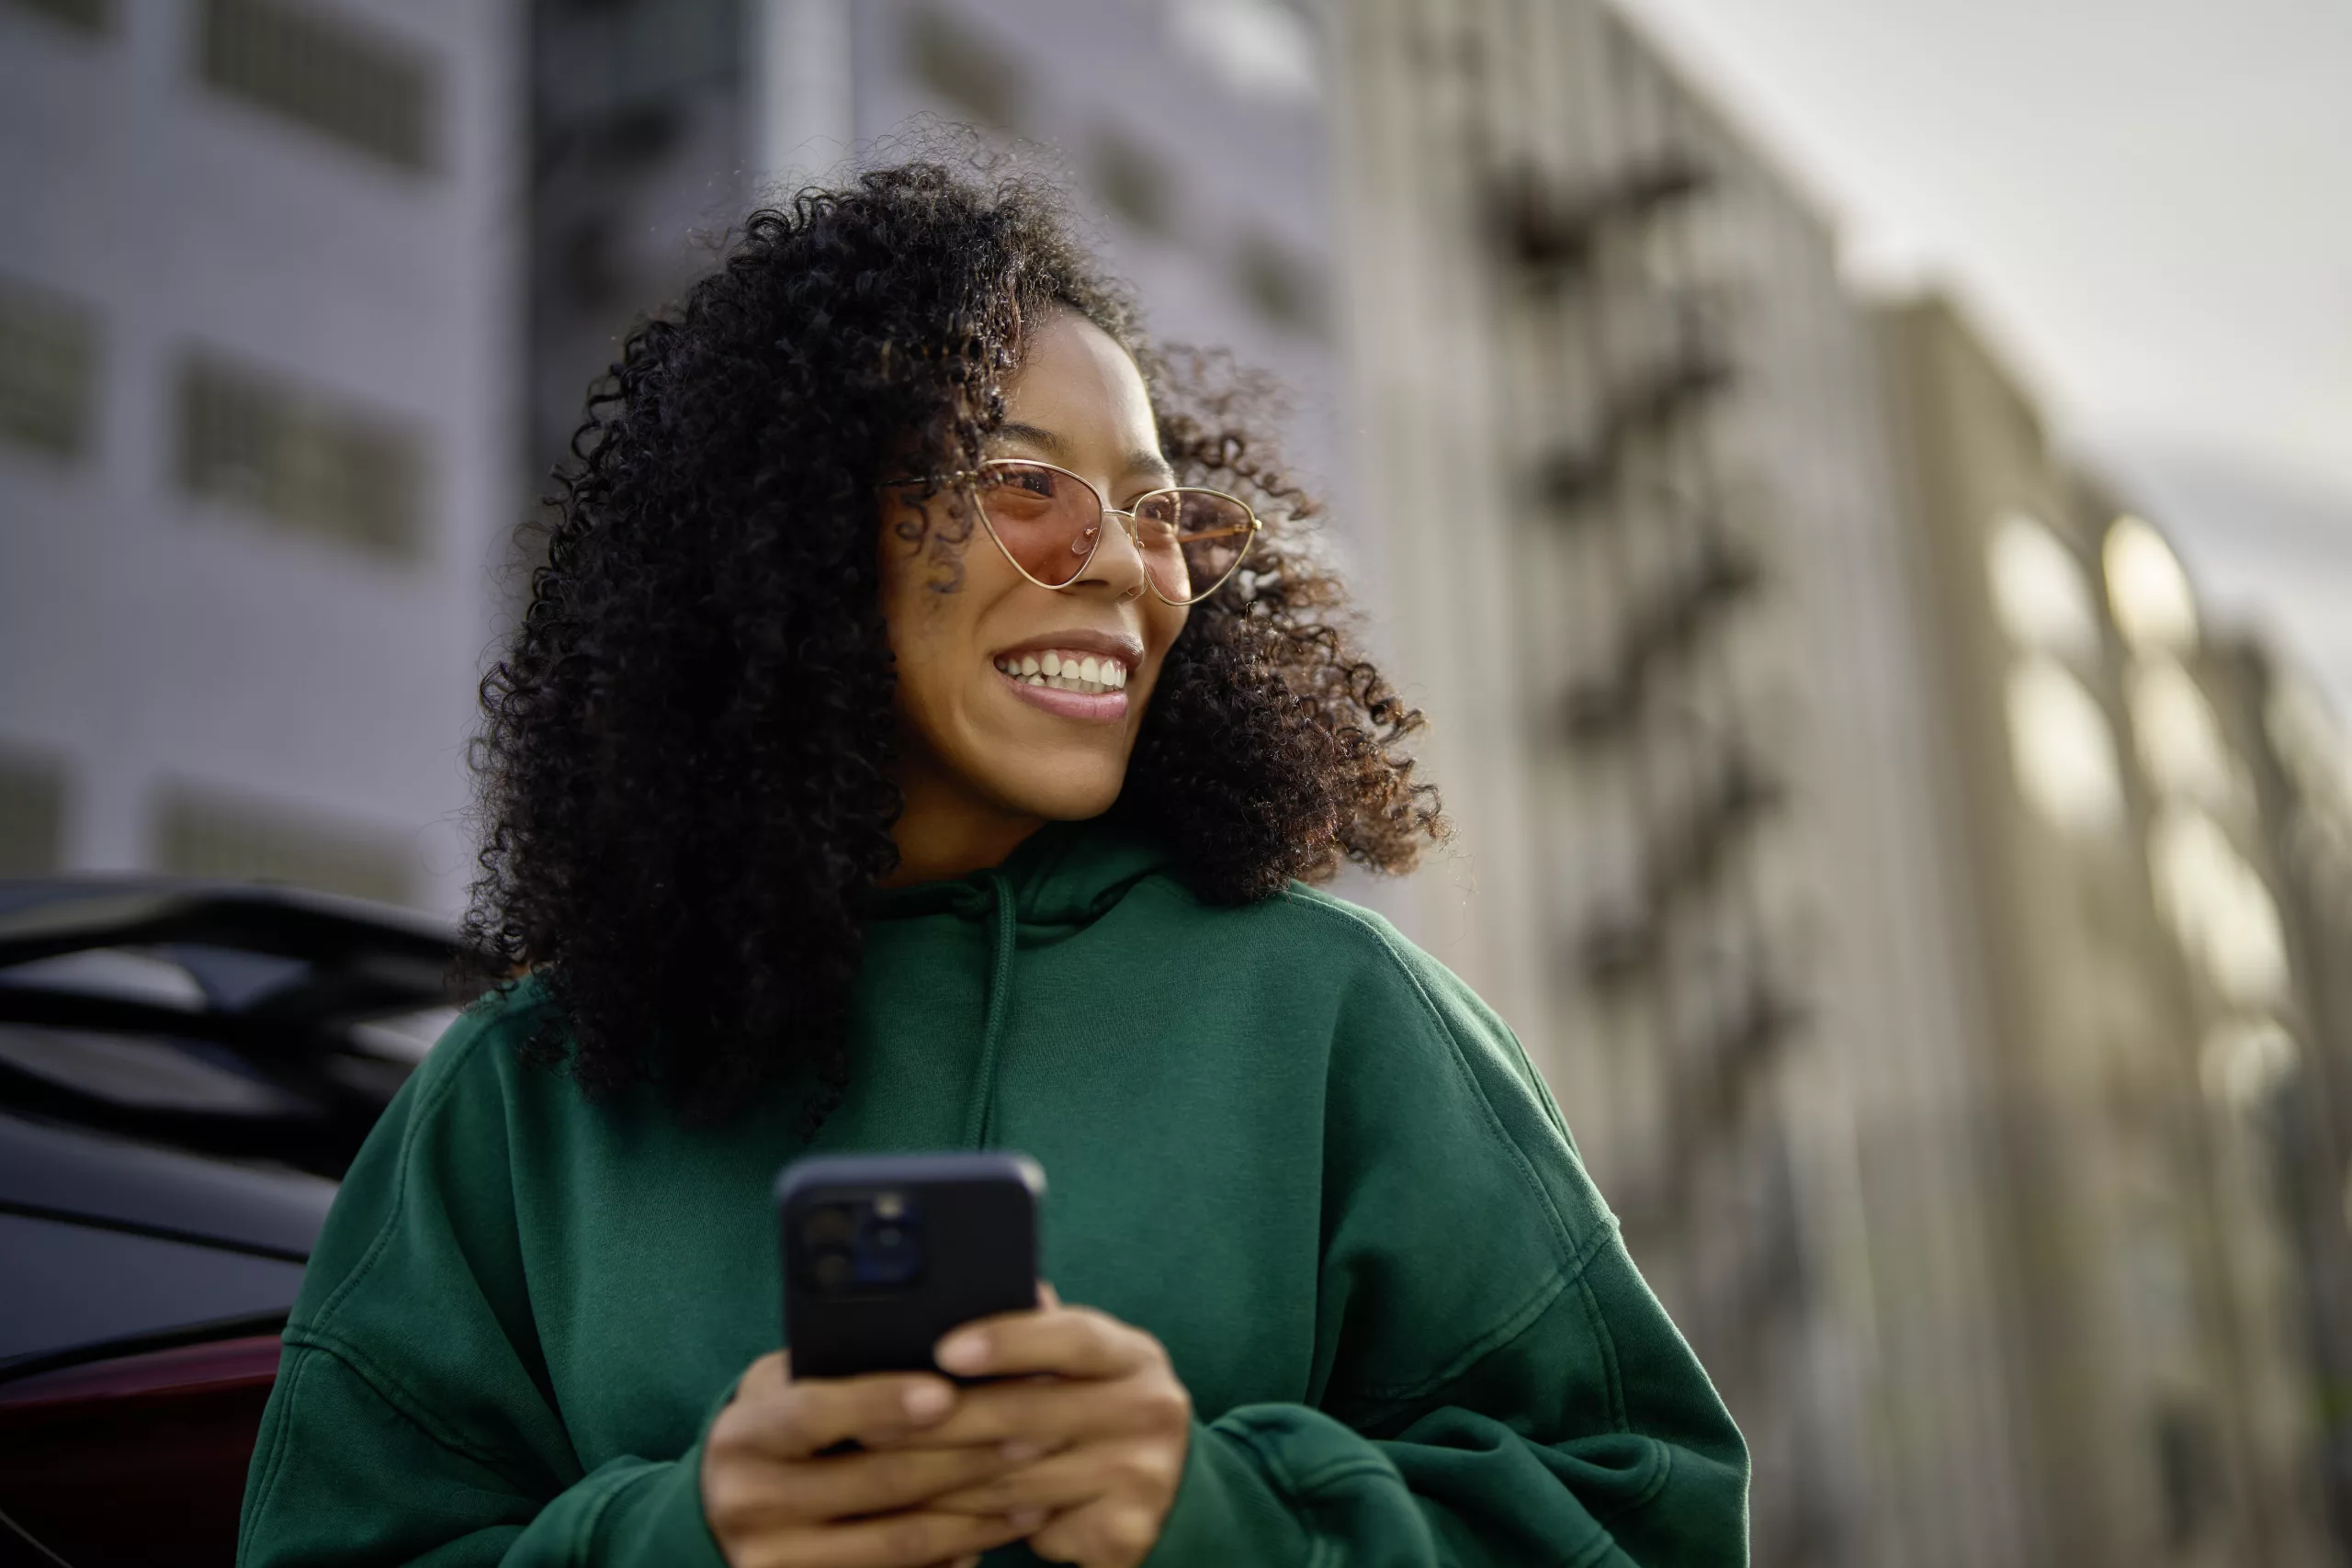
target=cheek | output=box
[1143,603,1191,680]
[887,585,978,727]
[878,525,1016,738]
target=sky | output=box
[1607,0,2352,714]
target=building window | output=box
[176,352,427,560]
[5,0,109,33]
[156,784,416,908]
[1232,231,1324,337]
[0,749,66,875]
[905,6,1024,133]
[1985,509,2098,661]
[1091,130,1174,239]
[0,276,97,461]
[2005,656,2123,836]
[198,0,437,173]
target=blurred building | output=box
[0,0,517,909]
[1877,295,2334,1568]
[527,0,748,491]
[1336,3,2344,1566]
[1336,2,1943,1559]
[2200,635,2352,1550]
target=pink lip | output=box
[1000,668,1129,723]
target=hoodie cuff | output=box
[586,1380,740,1568]
[1139,1418,1312,1565]
[587,1433,728,1566]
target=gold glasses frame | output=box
[907,457,1263,607]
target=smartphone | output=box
[775,1151,1044,1382]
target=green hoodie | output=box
[238,820,1747,1566]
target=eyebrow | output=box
[991,422,1175,482]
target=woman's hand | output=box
[896,1290,1193,1568]
[701,1351,1046,1568]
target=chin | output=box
[994,765,1126,822]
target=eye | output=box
[985,468,1056,499]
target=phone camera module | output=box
[852,1202,924,1288]
[800,1191,926,1295]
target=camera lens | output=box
[803,1203,856,1248]
[875,1226,903,1248]
[812,1251,852,1290]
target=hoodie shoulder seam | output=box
[1270,886,1585,1267]
[303,987,543,1337]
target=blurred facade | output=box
[0,0,516,909]
[1876,296,2333,1566]
[1336,2,2350,1564]
[2200,635,2352,1546]
[1340,2,1937,1558]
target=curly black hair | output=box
[465,161,1443,1122]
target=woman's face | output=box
[882,311,1189,833]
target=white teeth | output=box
[999,649,1130,695]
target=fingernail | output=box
[903,1381,953,1420]
[936,1330,989,1372]
[1000,1439,1043,1464]
[1007,1508,1047,1532]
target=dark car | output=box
[0,879,458,1566]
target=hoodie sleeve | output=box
[1139,899,1749,1568]
[236,998,729,1568]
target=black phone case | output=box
[775,1151,1044,1381]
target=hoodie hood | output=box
[864,816,1180,931]
[863,817,1181,1149]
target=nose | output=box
[1077,506,1150,601]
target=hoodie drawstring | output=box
[960,871,1018,1149]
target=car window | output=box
[0,949,209,1010]
[0,1025,307,1115]
[0,1212,306,1365]
[0,1111,336,1258]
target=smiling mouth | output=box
[991,648,1130,694]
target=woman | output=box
[238,164,1747,1568]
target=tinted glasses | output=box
[939,458,1261,606]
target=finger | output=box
[922,1438,1171,1517]
[1028,1496,1165,1568]
[880,1370,1186,1452]
[935,1305,1160,1381]
[728,1370,957,1461]
[756,1440,1034,1522]
[787,1506,1046,1568]
[1037,1280,1061,1309]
